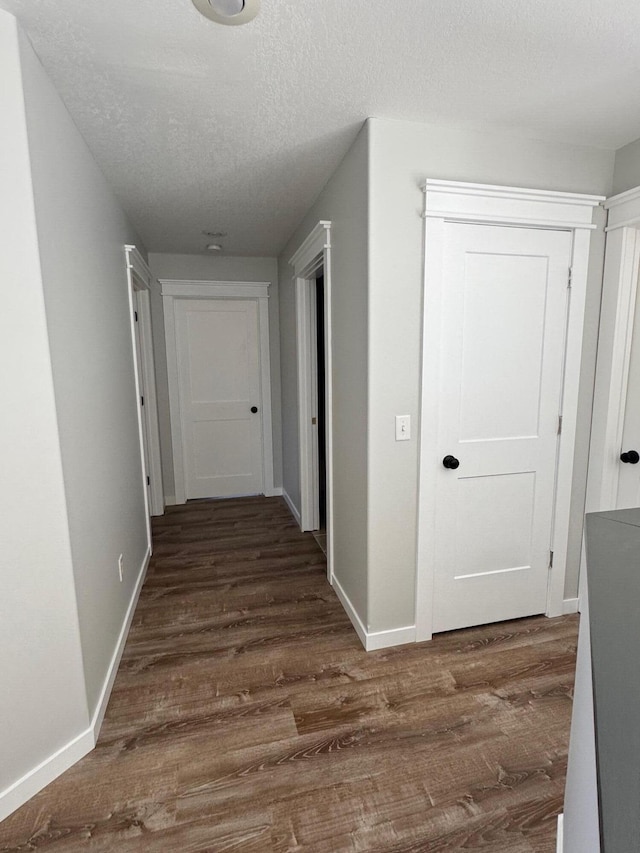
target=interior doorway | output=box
[315,274,327,532]
[291,220,334,582]
[125,246,164,530]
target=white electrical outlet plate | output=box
[118,554,124,582]
[396,415,411,441]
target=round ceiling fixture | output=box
[192,0,260,26]
[206,243,223,252]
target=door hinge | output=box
[567,268,573,289]
[140,396,144,407]
[146,475,150,486]
[549,550,554,569]
[312,417,317,425]
[134,311,138,322]
[557,415,563,435]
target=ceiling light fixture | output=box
[192,0,260,26]
[206,243,223,252]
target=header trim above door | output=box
[422,180,603,230]
[160,280,269,299]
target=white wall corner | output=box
[164,495,177,506]
[563,598,580,615]
[365,624,417,652]
[265,486,283,497]
[0,727,95,823]
[331,574,367,649]
[332,574,416,652]
[282,489,302,528]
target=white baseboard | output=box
[331,574,416,652]
[91,547,151,736]
[0,726,94,823]
[366,624,417,651]
[282,489,301,529]
[563,598,579,615]
[556,813,563,852]
[264,486,283,497]
[164,494,177,506]
[0,547,151,823]
[332,574,367,648]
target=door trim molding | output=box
[125,246,164,526]
[416,181,604,641]
[587,187,640,514]
[289,221,334,584]
[159,279,275,504]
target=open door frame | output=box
[290,221,334,583]
[125,245,164,529]
[587,186,640,515]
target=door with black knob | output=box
[432,223,572,633]
[616,272,640,508]
[173,298,264,499]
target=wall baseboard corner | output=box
[264,486,283,497]
[332,574,367,649]
[0,727,94,823]
[562,598,579,615]
[282,489,302,529]
[365,624,417,652]
[331,575,416,652]
[164,494,177,506]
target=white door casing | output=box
[132,289,153,513]
[617,284,640,508]
[289,221,334,583]
[161,280,275,504]
[432,223,572,633]
[587,186,640,516]
[125,246,164,525]
[417,181,603,641]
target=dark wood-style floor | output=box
[0,497,578,852]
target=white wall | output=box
[148,253,281,500]
[367,117,615,632]
[278,124,370,621]
[612,136,640,196]
[19,29,149,716]
[0,10,89,813]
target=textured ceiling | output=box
[3,0,640,255]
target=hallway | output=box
[0,497,577,852]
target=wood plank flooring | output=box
[0,496,578,852]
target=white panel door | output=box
[617,277,640,508]
[433,223,572,633]
[175,298,263,499]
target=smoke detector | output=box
[192,0,260,26]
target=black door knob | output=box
[442,455,460,470]
[620,450,640,464]
[250,406,258,414]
